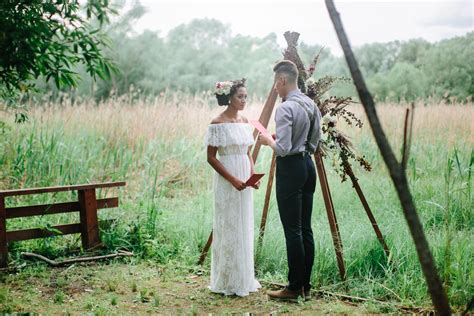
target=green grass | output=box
[0,102,472,312]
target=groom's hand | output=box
[258,133,275,147]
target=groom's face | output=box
[273,74,286,98]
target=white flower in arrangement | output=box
[305,77,316,86]
[323,115,338,132]
[215,81,233,95]
[323,115,337,125]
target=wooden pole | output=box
[345,162,390,258]
[197,231,212,265]
[252,87,278,162]
[0,196,7,267]
[257,151,277,250]
[315,153,346,280]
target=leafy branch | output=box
[0,0,118,103]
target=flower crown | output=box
[215,81,233,96]
[214,78,246,96]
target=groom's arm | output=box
[274,103,293,157]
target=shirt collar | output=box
[286,89,300,99]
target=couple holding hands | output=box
[205,60,321,301]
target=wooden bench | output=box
[0,181,126,267]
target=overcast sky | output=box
[132,0,473,55]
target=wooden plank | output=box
[6,223,81,242]
[0,196,7,267]
[78,189,100,249]
[6,198,119,219]
[0,181,126,197]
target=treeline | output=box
[36,4,473,104]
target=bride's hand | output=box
[231,178,247,191]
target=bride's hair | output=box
[216,78,246,106]
[229,78,246,98]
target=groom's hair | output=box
[273,60,298,84]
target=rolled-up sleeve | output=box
[275,103,293,156]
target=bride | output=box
[205,78,261,296]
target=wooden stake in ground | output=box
[325,0,451,314]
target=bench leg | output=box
[78,189,101,249]
[0,196,7,267]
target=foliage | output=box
[0,0,117,101]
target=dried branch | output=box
[21,250,133,267]
[307,46,324,77]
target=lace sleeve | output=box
[205,124,224,147]
[204,123,254,147]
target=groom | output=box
[259,60,321,302]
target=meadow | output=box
[0,94,472,313]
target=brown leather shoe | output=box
[304,289,311,301]
[267,287,304,302]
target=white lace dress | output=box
[205,123,261,296]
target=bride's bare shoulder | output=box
[210,115,226,125]
[210,118,222,125]
[239,115,249,123]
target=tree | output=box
[421,32,474,102]
[369,62,427,102]
[0,0,117,107]
[354,41,400,77]
[397,38,431,65]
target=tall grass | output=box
[0,96,472,308]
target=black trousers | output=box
[275,153,316,291]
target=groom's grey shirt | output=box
[274,89,321,157]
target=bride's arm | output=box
[247,148,260,189]
[207,146,247,191]
[248,148,255,175]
